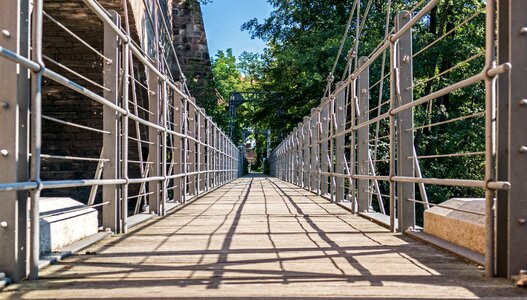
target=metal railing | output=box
[269,0,526,279]
[0,0,243,281]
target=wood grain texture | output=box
[3,174,526,299]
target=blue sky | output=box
[201,0,273,60]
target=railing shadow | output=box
[4,176,526,299]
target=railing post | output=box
[496,0,527,278]
[298,126,303,186]
[335,83,346,203]
[187,103,196,196]
[173,83,183,203]
[357,56,370,213]
[315,108,321,194]
[350,78,357,212]
[329,96,335,202]
[103,11,121,232]
[295,128,300,185]
[208,120,213,188]
[205,116,210,191]
[0,0,30,281]
[121,42,130,232]
[218,130,225,185]
[198,109,204,194]
[160,80,168,215]
[310,109,317,192]
[303,116,310,188]
[147,68,161,214]
[213,127,218,186]
[320,101,329,196]
[395,11,415,231]
[496,0,509,278]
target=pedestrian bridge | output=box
[1,0,527,296]
[2,174,525,298]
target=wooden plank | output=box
[3,174,526,298]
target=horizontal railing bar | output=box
[42,115,110,134]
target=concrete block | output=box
[424,198,485,254]
[40,197,98,256]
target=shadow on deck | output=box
[3,174,526,299]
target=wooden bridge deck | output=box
[3,174,526,299]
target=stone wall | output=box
[171,0,211,81]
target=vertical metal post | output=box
[189,103,196,195]
[350,79,357,212]
[160,80,168,215]
[200,109,206,191]
[389,33,397,233]
[205,117,210,191]
[357,57,370,212]
[310,109,317,192]
[223,133,227,183]
[329,97,335,201]
[103,11,121,232]
[147,69,160,214]
[483,0,497,278]
[29,0,44,279]
[499,0,527,278]
[121,43,130,232]
[173,83,183,203]
[213,127,217,187]
[294,128,299,185]
[395,12,415,231]
[299,127,303,186]
[0,0,30,281]
[315,108,321,194]
[183,96,188,201]
[224,134,227,183]
[303,116,310,188]
[335,84,346,202]
[495,0,509,278]
[196,109,202,195]
[320,103,329,196]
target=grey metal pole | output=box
[147,68,160,214]
[303,116,310,188]
[321,102,329,196]
[395,11,415,232]
[121,42,130,233]
[498,0,527,279]
[495,0,509,278]
[161,79,168,216]
[389,34,396,233]
[350,79,357,213]
[335,83,346,203]
[0,0,30,281]
[484,0,496,278]
[29,0,44,280]
[357,57,370,213]
[173,83,183,203]
[102,11,121,233]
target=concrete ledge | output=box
[40,197,98,255]
[424,198,485,254]
[407,230,484,266]
[39,231,111,269]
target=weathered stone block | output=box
[40,197,98,255]
[424,198,485,254]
